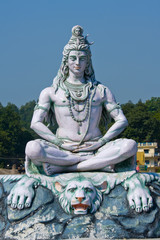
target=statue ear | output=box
[97,181,108,192]
[55,182,64,192]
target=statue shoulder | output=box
[39,87,55,103]
[96,83,116,103]
[33,87,53,112]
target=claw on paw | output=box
[11,203,17,209]
[143,205,149,212]
[25,202,31,208]
[17,204,24,210]
[136,206,142,213]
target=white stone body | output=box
[25,83,137,173]
[25,26,137,174]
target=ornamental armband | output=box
[100,138,109,146]
[51,138,63,147]
[108,103,121,113]
[34,104,48,112]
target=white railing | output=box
[145,153,155,157]
[138,142,157,147]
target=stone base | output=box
[0,173,160,239]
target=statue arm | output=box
[30,88,63,147]
[100,87,128,145]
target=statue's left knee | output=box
[122,139,137,155]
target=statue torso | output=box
[50,85,105,142]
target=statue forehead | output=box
[67,180,94,188]
[69,50,87,57]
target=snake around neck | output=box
[64,80,91,101]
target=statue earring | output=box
[85,66,90,75]
[64,65,69,75]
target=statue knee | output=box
[25,140,43,159]
[121,139,137,157]
[128,139,137,153]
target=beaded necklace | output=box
[71,97,87,112]
[68,95,90,127]
[63,80,96,140]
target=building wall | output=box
[137,142,160,172]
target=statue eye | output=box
[85,187,93,193]
[68,187,76,193]
[80,57,86,61]
[69,56,76,61]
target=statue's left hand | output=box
[73,141,102,152]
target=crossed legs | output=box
[25,138,137,175]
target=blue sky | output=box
[0,0,160,107]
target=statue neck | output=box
[64,80,90,101]
[67,71,86,85]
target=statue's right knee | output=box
[25,140,43,159]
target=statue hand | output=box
[60,143,79,152]
[73,141,102,152]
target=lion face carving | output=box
[54,178,107,215]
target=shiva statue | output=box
[6,26,158,216]
[25,25,137,175]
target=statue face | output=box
[74,27,81,36]
[68,50,87,77]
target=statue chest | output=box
[53,87,103,106]
[54,90,101,110]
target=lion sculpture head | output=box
[54,176,107,215]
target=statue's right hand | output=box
[60,143,79,152]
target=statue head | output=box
[53,25,96,91]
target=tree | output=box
[19,100,39,139]
[0,104,33,157]
[120,101,160,143]
[145,97,160,112]
[19,100,36,130]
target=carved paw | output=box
[127,186,153,213]
[123,173,154,213]
[7,176,36,210]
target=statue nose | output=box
[75,58,80,65]
[76,197,84,203]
